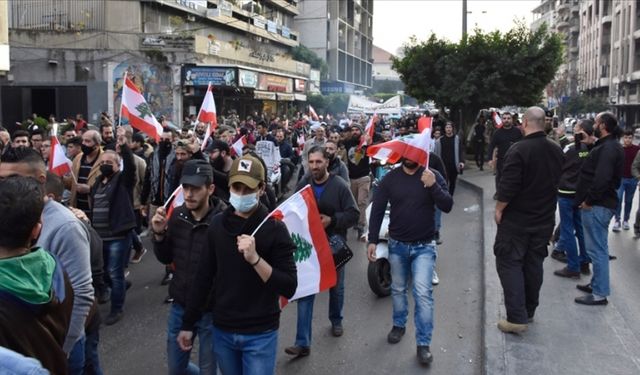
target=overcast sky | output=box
[372,0,541,55]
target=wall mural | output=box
[113,61,174,122]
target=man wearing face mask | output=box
[69,130,104,217]
[178,154,297,375]
[90,134,136,325]
[367,154,452,365]
[574,112,624,306]
[552,119,595,278]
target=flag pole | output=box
[118,71,128,128]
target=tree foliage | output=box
[392,23,563,127]
[307,93,350,115]
[290,45,329,79]
[559,94,610,117]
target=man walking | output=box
[286,146,359,357]
[612,129,639,232]
[493,107,563,333]
[487,112,523,198]
[575,112,623,306]
[367,155,453,365]
[152,160,226,374]
[433,121,464,195]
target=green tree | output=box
[392,23,563,132]
[290,45,329,79]
[307,93,349,115]
[559,94,610,117]
[291,233,312,263]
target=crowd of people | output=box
[0,103,636,374]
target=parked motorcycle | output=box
[366,203,392,297]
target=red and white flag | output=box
[358,114,378,150]
[492,111,503,129]
[197,83,218,128]
[295,132,306,156]
[367,127,431,167]
[308,105,319,121]
[164,185,184,218]
[120,75,164,141]
[252,185,337,307]
[48,135,72,176]
[417,116,433,133]
[230,135,247,157]
[200,122,212,152]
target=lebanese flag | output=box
[200,122,212,152]
[252,185,337,307]
[197,83,218,128]
[48,136,72,176]
[164,185,184,218]
[308,105,319,121]
[358,114,378,150]
[295,132,306,156]
[492,111,503,128]
[367,128,431,167]
[120,76,164,142]
[417,116,433,133]
[230,135,247,157]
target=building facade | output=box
[0,0,311,131]
[371,44,402,94]
[295,0,373,94]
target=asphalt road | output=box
[99,184,483,375]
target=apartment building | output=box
[295,0,373,94]
[0,0,311,130]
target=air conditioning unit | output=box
[187,15,196,22]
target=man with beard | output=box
[301,140,348,183]
[285,146,359,357]
[367,156,453,365]
[275,128,295,191]
[90,132,136,325]
[207,140,233,202]
[194,122,207,141]
[152,160,226,374]
[487,112,523,199]
[433,121,465,195]
[344,124,372,239]
[100,123,115,148]
[69,130,103,217]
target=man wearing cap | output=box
[151,159,226,375]
[553,119,595,278]
[574,112,624,306]
[178,154,297,374]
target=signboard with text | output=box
[239,69,258,88]
[258,73,292,93]
[182,66,237,86]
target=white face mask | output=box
[229,192,258,213]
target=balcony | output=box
[556,20,570,31]
[556,2,570,14]
[602,15,612,24]
[599,77,609,87]
[264,0,299,15]
[570,45,578,54]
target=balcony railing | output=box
[9,0,105,31]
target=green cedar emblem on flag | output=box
[135,102,153,119]
[291,232,312,262]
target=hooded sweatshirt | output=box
[0,247,74,375]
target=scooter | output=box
[366,203,392,297]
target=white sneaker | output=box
[612,221,621,232]
[623,221,630,230]
[432,271,439,285]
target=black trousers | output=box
[446,167,458,195]
[494,224,551,324]
[474,140,485,168]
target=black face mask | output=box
[402,160,419,170]
[574,132,584,144]
[100,164,115,177]
[211,155,225,171]
[81,144,96,156]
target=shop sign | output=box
[249,49,275,63]
[267,20,277,33]
[254,16,266,29]
[258,73,292,93]
[239,69,258,88]
[175,0,206,11]
[183,67,237,86]
[294,79,306,92]
[254,91,277,100]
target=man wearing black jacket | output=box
[493,107,563,334]
[178,154,297,375]
[152,160,226,375]
[574,112,624,306]
[90,133,136,325]
[488,113,523,198]
[285,145,359,357]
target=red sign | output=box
[258,73,292,93]
[294,79,306,92]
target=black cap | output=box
[545,110,553,118]
[180,159,213,186]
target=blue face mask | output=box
[229,192,259,213]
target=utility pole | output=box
[462,0,468,37]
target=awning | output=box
[277,93,295,101]
[254,91,276,100]
[294,93,307,101]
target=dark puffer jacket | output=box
[153,197,227,308]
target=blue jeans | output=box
[67,334,86,375]
[616,177,638,222]
[85,326,103,375]
[294,266,345,348]
[582,206,614,297]
[556,197,589,272]
[103,237,131,314]
[434,208,442,232]
[388,238,436,346]
[167,304,215,375]
[0,346,49,375]
[212,327,277,375]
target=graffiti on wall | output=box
[113,62,173,123]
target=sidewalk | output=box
[460,167,640,375]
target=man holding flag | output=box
[367,150,453,365]
[178,154,297,375]
[285,145,359,357]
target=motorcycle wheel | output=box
[367,258,391,297]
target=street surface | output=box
[99,184,483,375]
